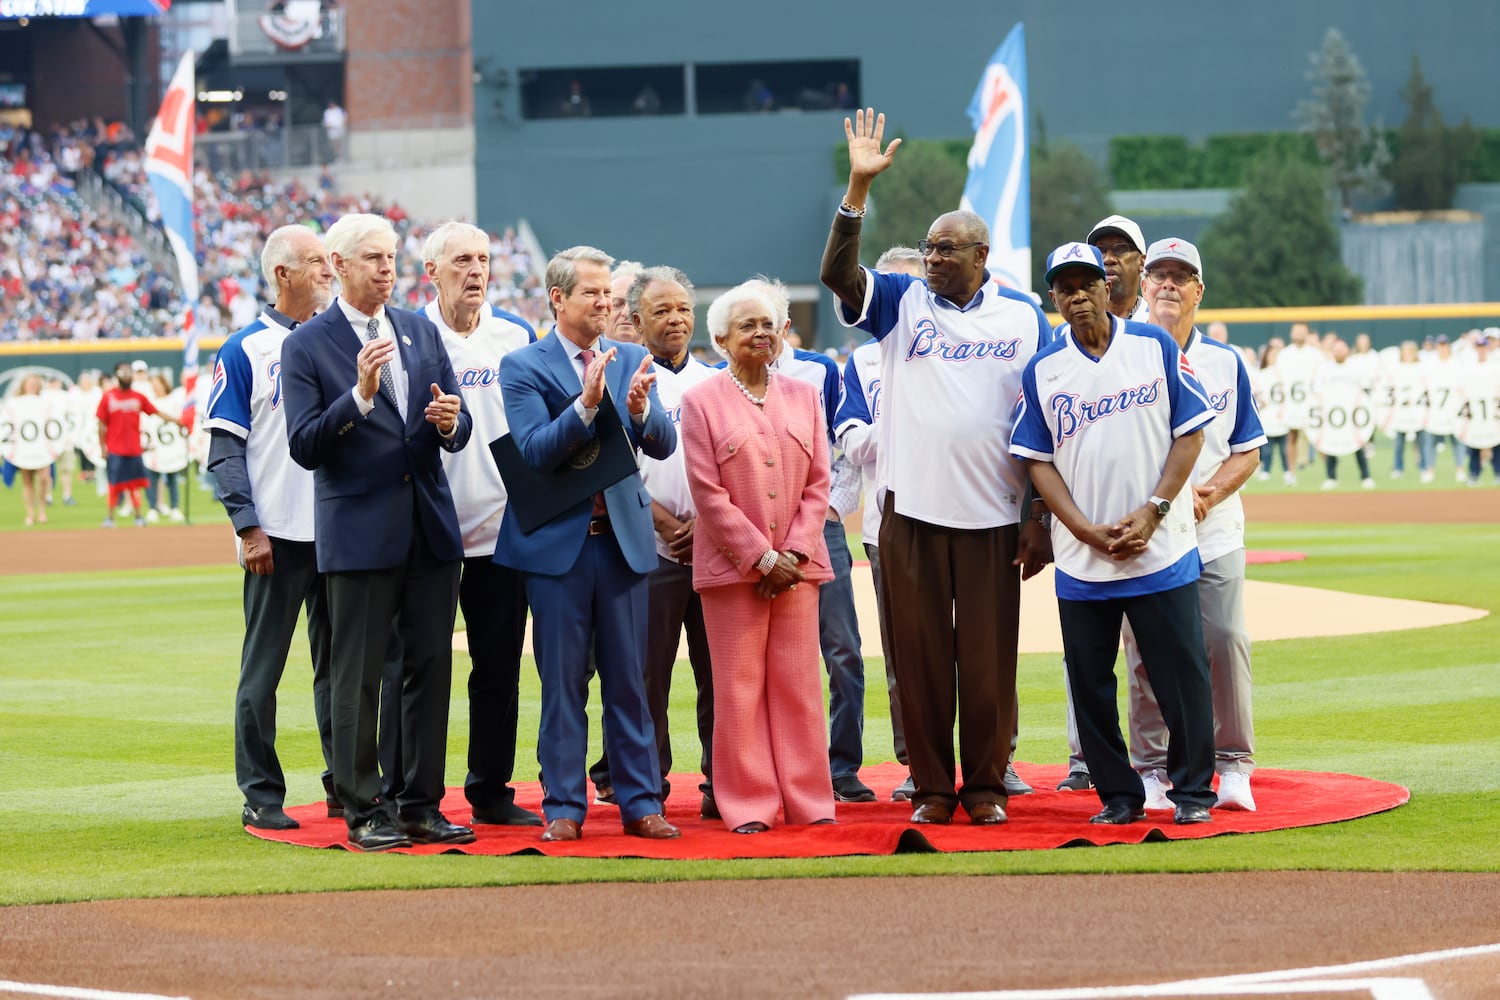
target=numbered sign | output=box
[1306,381,1375,457]
[1455,367,1500,451]
[77,390,105,467]
[1,394,64,470]
[1373,366,1427,437]
[141,413,191,474]
[1252,367,1289,437]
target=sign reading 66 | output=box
[141,412,190,474]
[1306,382,1375,458]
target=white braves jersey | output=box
[833,338,886,541]
[640,355,718,562]
[1182,329,1267,564]
[767,342,860,519]
[1011,316,1214,599]
[425,301,536,557]
[205,312,315,541]
[838,267,1052,529]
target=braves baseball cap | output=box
[131,359,149,371]
[1144,237,1204,282]
[1044,242,1107,286]
[1087,215,1146,254]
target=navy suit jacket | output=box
[281,300,471,573]
[494,333,675,577]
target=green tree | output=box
[1293,27,1391,211]
[1388,56,1479,211]
[1029,130,1111,293]
[861,139,968,265]
[1198,152,1363,307]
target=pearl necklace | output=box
[728,368,770,406]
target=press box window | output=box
[520,66,685,120]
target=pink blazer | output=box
[680,372,833,591]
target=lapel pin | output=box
[401,335,412,346]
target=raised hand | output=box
[581,346,617,409]
[625,352,656,416]
[424,382,461,434]
[845,107,903,183]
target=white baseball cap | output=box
[131,359,149,372]
[1144,237,1204,282]
[1086,215,1146,255]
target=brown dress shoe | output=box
[909,802,953,825]
[540,818,581,842]
[967,801,1008,825]
[622,813,681,839]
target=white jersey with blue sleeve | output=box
[770,342,861,519]
[205,312,315,541]
[833,338,886,541]
[836,267,1051,529]
[1184,329,1267,563]
[1010,316,1214,599]
[640,355,719,562]
[425,301,536,557]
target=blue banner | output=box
[959,23,1031,292]
[0,0,168,17]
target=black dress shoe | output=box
[471,801,543,827]
[700,792,721,820]
[1174,802,1212,825]
[347,819,412,852]
[242,804,299,831]
[399,812,477,845]
[1090,803,1146,825]
[321,776,343,818]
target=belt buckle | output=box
[588,517,610,536]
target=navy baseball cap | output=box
[1044,242,1107,286]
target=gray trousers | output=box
[234,536,334,809]
[1064,549,1254,777]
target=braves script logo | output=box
[905,318,1021,364]
[268,359,283,410]
[1050,379,1163,444]
[456,365,500,390]
[665,403,684,426]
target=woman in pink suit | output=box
[680,280,836,834]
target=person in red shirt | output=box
[95,360,179,527]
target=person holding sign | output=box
[493,246,680,844]
[1312,339,1376,490]
[97,360,180,528]
[1457,334,1500,484]
[4,373,58,527]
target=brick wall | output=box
[342,0,471,130]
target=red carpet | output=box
[247,762,1408,858]
[1245,550,1307,565]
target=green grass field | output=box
[1,472,1497,905]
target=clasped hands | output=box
[757,552,805,601]
[1079,505,1160,562]
[582,348,656,416]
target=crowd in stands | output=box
[0,121,547,344]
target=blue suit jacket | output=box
[493,333,675,576]
[281,300,472,573]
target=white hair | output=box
[875,245,924,272]
[705,277,787,359]
[611,259,644,286]
[324,213,397,262]
[421,221,489,267]
[627,265,694,318]
[260,224,317,288]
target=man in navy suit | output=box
[281,213,475,852]
[495,245,681,842]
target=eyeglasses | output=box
[917,240,983,259]
[1094,242,1139,260]
[1144,269,1199,287]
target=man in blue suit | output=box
[281,213,475,852]
[495,245,681,842]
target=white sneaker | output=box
[1283,472,1297,487]
[1217,771,1256,811]
[168,507,184,522]
[1361,477,1376,490]
[1420,470,1434,484]
[1321,479,1338,491]
[145,508,160,523]
[1257,470,1270,482]
[1141,771,1173,811]
[1457,469,1469,484]
[1390,469,1403,480]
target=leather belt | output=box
[587,516,612,536]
